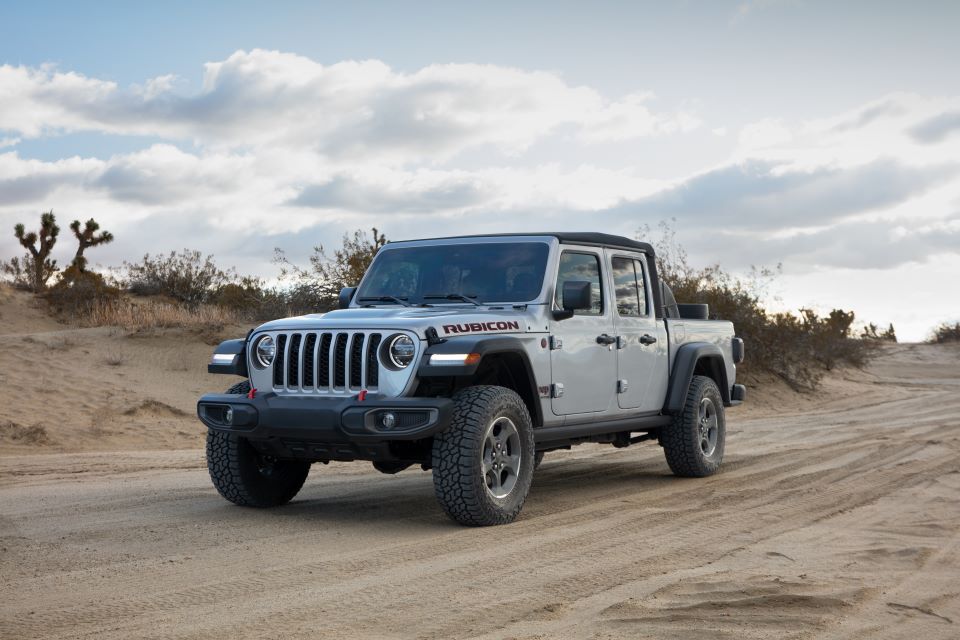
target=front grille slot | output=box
[271,330,388,393]
[273,334,288,387]
[318,333,332,387]
[366,334,381,388]
[350,334,365,388]
[288,333,302,387]
[302,333,316,387]
[333,334,348,388]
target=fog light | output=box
[381,412,396,429]
[225,407,234,425]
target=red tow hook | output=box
[247,387,257,399]
[357,389,368,402]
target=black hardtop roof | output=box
[400,232,656,255]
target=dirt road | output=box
[2,344,959,639]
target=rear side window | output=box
[633,258,648,316]
[612,257,641,316]
[554,252,603,315]
[611,256,649,317]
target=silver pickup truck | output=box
[198,232,745,525]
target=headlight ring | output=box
[385,334,415,369]
[253,335,276,369]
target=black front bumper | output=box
[197,391,453,459]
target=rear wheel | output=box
[206,381,311,507]
[661,375,726,477]
[432,386,535,526]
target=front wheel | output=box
[206,431,311,507]
[432,386,535,526]
[206,382,311,507]
[661,375,726,477]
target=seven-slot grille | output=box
[271,331,384,393]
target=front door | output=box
[609,252,663,411]
[549,249,616,415]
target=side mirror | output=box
[553,280,592,320]
[338,287,357,309]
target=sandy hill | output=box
[0,283,952,455]
[0,284,244,452]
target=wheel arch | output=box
[417,336,543,427]
[665,342,730,413]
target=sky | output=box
[1,0,959,340]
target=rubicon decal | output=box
[442,321,521,334]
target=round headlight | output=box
[254,335,276,369]
[387,334,415,369]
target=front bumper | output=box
[197,391,453,449]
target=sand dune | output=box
[1,285,958,639]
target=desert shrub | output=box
[861,323,897,342]
[45,265,122,317]
[85,298,237,331]
[638,221,879,391]
[273,227,386,312]
[1,255,39,291]
[124,250,234,307]
[930,322,960,343]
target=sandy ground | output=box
[1,286,959,639]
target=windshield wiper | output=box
[423,293,483,306]
[357,296,412,307]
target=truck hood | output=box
[254,306,539,339]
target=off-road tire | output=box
[432,385,535,526]
[534,451,545,470]
[206,381,311,507]
[661,375,726,477]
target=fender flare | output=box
[208,337,249,376]
[418,335,542,426]
[664,342,730,413]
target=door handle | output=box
[596,334,617,345]
[640,334,657,346]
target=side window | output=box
[554,252,603,315]
[611,257,640,316]
[634,259,649,316]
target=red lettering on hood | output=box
[442,320,521,334]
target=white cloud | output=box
[0,52,698,162]
[2,53,960,341]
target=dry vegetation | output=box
[930,321,960,343]
[640,221,896,391]
[4,211,952,394]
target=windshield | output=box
[356,242,549,305]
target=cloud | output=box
[2,52,960,321]
[611,158,957,230]
[688,213,960,271]
[0,53,698,162]
[909,111,960,144]
[0,152,102,206]
[830,99,907,132]
[93,144,254,205]
[290,172,490,213]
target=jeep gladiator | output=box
[198,232,745,525]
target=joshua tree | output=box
[13,210,60,292]
[69,218,114,272]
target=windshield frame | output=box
[353,238,553,307]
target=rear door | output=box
[549,248,616,416]
[608,251,665,411]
